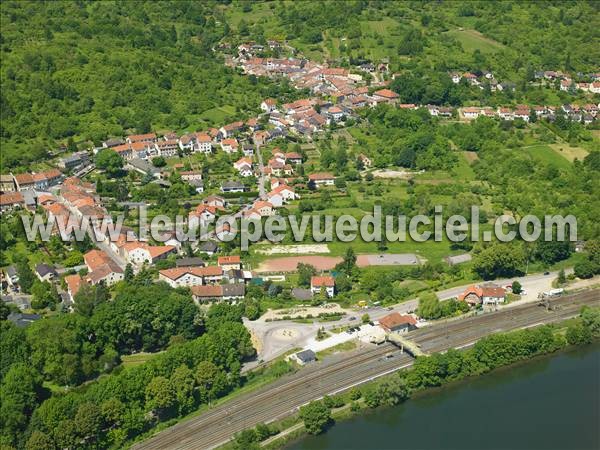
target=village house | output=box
[190,283,245,303]
[83,249,124,286]
[220,138,239,154]
[198,240,219,256]
[155,140,179,158]
[0,192,25,213]
[203,195,226,209]
[371,89,399,105]
[34,263,57,282]
[65,273,86,303]
[378,312,417,334]
[188,204,219,228]
[126,158,162,178]
[285,152,303,165]
[252,200,274,216]
[234,157,253,171]
[179,133,213,154]
[458,283,506,306]
[462,107,483,120]
[261,98,277,113]
[268,184,296,206]
[242,144,254,156]
[120,241,176,266]
[287,349,316,366]
[221,181,247,193]
[127,133,157,144]
[219,121,245,140]
[310,275,335,297]
[327,106,345,122]
[13,173,35,191]
[308,172,335,188]
[158,266,224,288]
[218,255,242,271]
[179,171,203,182]
[0,174,15,192]
[102,138,125,148]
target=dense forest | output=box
[0,275,257,449]
[0,1,299,169]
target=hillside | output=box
[2,1,599,170]
[0,1,298,169]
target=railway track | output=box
[135,288,599,450]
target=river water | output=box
[287,344,600,450]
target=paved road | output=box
[247,269,580,364]
[134,288,599,450]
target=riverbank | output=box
[220,307,600,450]
[286,342,600,450]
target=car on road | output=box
[387,307,393,311]
[544,271,550,275]
[349,316,356,321]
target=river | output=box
[287,344,600,450]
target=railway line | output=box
[135,288,599,450]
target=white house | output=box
[310,276,335,297]
[308,173,335,188]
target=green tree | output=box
[145,376,177,418]
[511,280,522,295]
[361,313,370,324]
[473,244,526,279]
[565,322,592,345]
[16,260,35,293]
[124,263,134,282]
[171,364,196,415]
[95,149,123,176]
[25,430,55,450]
[299,400,332,435]
[74,402,103,441]
[297,263,317,287]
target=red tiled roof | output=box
[190,284,222,298]
[373,89,399,99]
[311,276,335,287]
[379,312,416,330]
[218,255,241,265]
[84,249,112,271]
[308,172,335,181]
[65,274,86,297]
[0,192,24,206]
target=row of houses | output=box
[461,103,599,123]
[1,169,63,193]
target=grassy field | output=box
[524,144,573,170]
[121,352,161,368]
[446,28,505,54]
[549,143,589,162]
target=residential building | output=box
[220,138,239,154]
[34,264,57,282]
[121,241,176,266]
[308,172,335,188]
[0,174,15,192]
[0,192,25,213]
[310,275,335,297]
[218,255,242,271]
[371,89,399,104]
[83,249,124,286]
[126,133,157,144]
[198,241,219,256]
[378,312,417,334]
[458,283,506,306]
[221,181,247,193]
